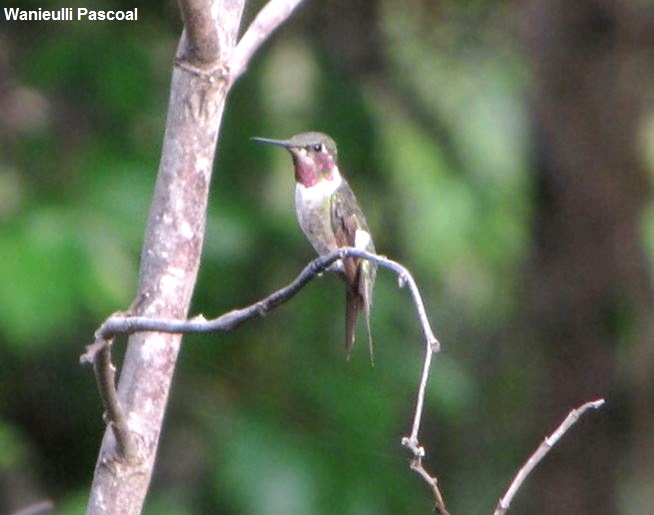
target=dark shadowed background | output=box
[1,0,653,514]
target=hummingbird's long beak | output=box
[251,136,292,148]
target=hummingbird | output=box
[252,132,376,360]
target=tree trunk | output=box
[86,1,245,513]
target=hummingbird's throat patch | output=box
[293,148,337,187]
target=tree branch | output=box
[83,248,438,351]
[408,455,450,515]
[494,399,606,515]
[228,0,305,87]
[177,0,222,65]
[400,342,449,515]
[93,343,137,463]
[83,248,447,511]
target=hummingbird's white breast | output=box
[295,167,343,256]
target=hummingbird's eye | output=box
[312,144,323,152]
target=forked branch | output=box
[228,0,305,86]
[82,247,447,510]
[82,248,438,357]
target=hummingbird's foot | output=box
[327,260,344,275]
[315,260,343,278]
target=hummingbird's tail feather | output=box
[360,261,376,366]
[345,288,360,359]
[345,261,376,362]
[364,305,374,366]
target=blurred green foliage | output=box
[0,1,652,514]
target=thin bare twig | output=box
[409,457,450,515]
[93,343,138,463]
[494,398,606,515]
[83,247,445,509]
[400,343,449,514]
[82,248,438,359]
[228,0,305,86]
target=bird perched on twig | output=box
[252,132,377,361]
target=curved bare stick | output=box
[229,0,305,86]
[93,343,137,463]
[83,248,438,353]
[83,247,445,510]
[494,399,606,515]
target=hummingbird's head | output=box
[252,132,339,188]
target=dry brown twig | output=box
[494,398,606,515]
[83,247,449,511]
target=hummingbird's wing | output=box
[330,180,376,360]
